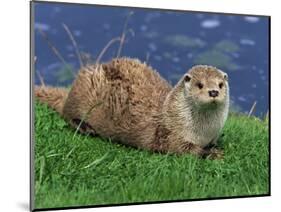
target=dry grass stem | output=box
[116,11,134,57]
[37,28,75,77]
[264,110,269,122]
[36,70,46,87]
[95,37,121,66]
[73,102,103,139]
[248,101,257,117]
[145,52,150,63]
[62,23,84,68]
[34,56,45,87]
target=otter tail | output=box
[35,86,68,115]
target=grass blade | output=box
[82,152,110,169]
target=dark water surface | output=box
[34,2,269,116]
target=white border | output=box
[1,0,279,211]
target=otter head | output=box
[183,65,229,110]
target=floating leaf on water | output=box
[240,39,255,46]
[140,25,148,32]
[194,50,239,70]
[229,99,242,113]
[162,52,173,59]
[34,22,50,31]
[143,31,159,39]
[214,40,240,53]
[168,73,183,82]
[102,23,111,30]
[244,16,260,23]
[148,42,157,52]
[153,55,162,61]
[164,35,206,48]
[54,64,75,84]
[172,57,180,63]
[144,12,161,23]
[238,96,247,102]
[73,30,82,37]
[200,19,220,29]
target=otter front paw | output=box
[205,148,224,160]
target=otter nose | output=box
[208,90,219,97]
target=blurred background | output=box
[34,2,269,117]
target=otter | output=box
[35,57,229,159]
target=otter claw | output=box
[206,148,224,160]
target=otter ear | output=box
[223,73,228,81]
[184,74,192,83]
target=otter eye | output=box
[219,82,224,89]
[184,74,191,82]
[196,82,203,89]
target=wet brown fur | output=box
[35,57,229,158]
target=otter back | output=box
[62,57,172,148]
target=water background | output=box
[34,2,269,117]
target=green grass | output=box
[34,102,269,209]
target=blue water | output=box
[34,2,269,117]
